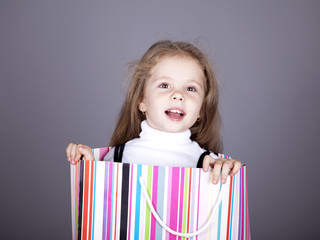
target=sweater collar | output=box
[139,120,192,144]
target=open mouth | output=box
[165,109,185,120]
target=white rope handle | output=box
[139,177,226,238]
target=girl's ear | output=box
[138,99,146,113]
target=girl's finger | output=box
[230,160,242,176]
[78,145,94,161]
[74,145,83,163]
[66,143,74,162]
[221,160,232,184]
[70,144,77,164]
[202,155,214,172]
[211,159,223,184]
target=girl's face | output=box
[139,55,205,133]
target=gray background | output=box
[1,1,319,239]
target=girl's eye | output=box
[186,86,196,92]
[159,83,169,88]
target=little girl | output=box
[66,40,242,184]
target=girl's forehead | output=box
[149,55,204,82]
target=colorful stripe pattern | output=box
[70,147,250,240]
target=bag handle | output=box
[139,176,226,238]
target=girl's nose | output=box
[172,92,184,101]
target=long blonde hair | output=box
[110,40,222,153]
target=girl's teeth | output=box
[166,110,184,116]
[169,109,182,114]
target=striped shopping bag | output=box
[70,147,250,240]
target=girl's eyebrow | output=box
[150,76,172,85]
[182,79,204,90]
[151,76,204,89]
[152,76,172,82]
[153,76,203,86]
[188,79,203,88]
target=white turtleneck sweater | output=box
[103,120,218,167]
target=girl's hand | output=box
[66,143,94,165]
[202,155,242,184]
